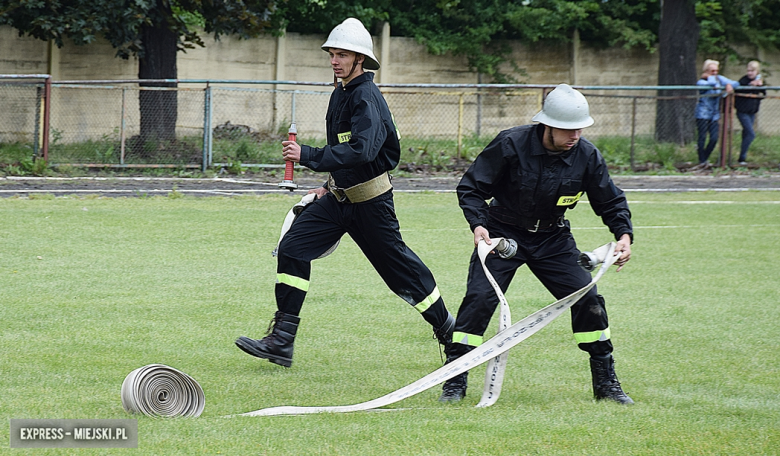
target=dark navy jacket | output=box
[735,75,766,114]
[299,72,400,189]
[457,124,633,241]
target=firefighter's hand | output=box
[308,187,328,198]
[282,140,301,163]
[614,234,632,272]
[474,226,491,247]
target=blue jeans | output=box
[736,112,756,162]
[696,118,720,164]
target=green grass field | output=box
[1,191,779,455]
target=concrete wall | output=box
[0,25,670,85]
[3,24,779,145]
[6,23,777,85]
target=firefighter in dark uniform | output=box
[236,18,454,368]
[439,84,634,404]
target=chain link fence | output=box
[0,75,49,165]
[2,77,779,172]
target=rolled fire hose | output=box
[272,192,339,259]
[237,240,618,417]
[121,364,205,418]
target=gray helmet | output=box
[532,84,594,129]
[321,18,380,70]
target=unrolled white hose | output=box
[236,241,617,417]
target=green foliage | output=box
[697,0,780,67]
[0,142,33,164]
[593,135,694,170]
[3,0,780,83]
[0,0,279,59]
[2,155,51,177]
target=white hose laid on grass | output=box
[237,240,618,417]
[121,364,205,417]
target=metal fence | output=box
[2,76,779,171]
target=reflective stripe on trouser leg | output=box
[573,327,611,344]
[275,274,309,316]
[452,331,483,347]
[277,273,309,292]
[414,286,441,313]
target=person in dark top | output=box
[236,18,454,368]
[735,61,766,165]
[439,84,634,405]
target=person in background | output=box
[734,61,766,166]
[235,18,454,368]
[695,59,740,168]
[439,84,634,405]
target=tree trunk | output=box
[138,3,178,146]
[655,0,699,144]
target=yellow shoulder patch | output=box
[557,191,583,206]
[337,131,352,143]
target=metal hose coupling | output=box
[578,243,614,272]
[495,238,517,259]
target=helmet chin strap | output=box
[544,126,566,155]
[334,54,364,87]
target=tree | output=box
[0,0,278,148]
[655,0,699,144]
[271,0,659,83]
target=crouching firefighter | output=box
[440,84,634,404]
[235,18,454,368]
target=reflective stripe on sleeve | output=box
[573,327,611,344]
[413,286,441,313]
[276,273,310,292]
[452,331,483,347]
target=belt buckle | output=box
[331,186,349,203]
[528,220,540,233]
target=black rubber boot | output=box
[439,366,468,402]
[438,342,473,402]
[589,354,634,405]
[433,312,455,347]
[235,311,300,368]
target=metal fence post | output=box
[120,87,127,165]
[630,96,637,171]
[726,93,734,167]
[202,85,212,172]
[34,86,41,159]
[719,93,734,168]
[458,92,464,160]
[476,74,482,138]
[42,76,51,161]
[291,90,297,124]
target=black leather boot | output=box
[439,366,468,402]
[433,312,455,347]
[438,342,473,402]
[235,311,300,367]
[589,354,634,405]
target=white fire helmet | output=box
[321,18,380,70]
[532,83,594,129]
